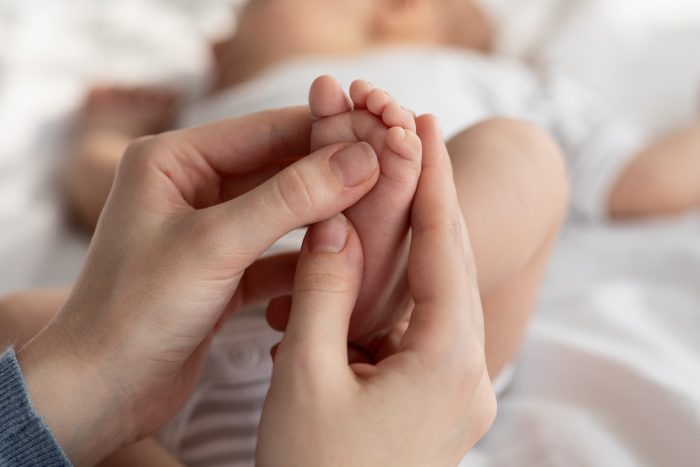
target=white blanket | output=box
[1,1,698,465]
[463,216,700,466]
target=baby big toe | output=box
[309,75,352,120]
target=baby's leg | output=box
[0,288,70,348]
[446,118,568,378]
[609,121,700,218]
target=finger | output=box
[268,297,373,365]
[347,344,374,365]
[401,115,483,354]
[237,253,299,307]
[266,295,292,332]
[219,156,304,202]
[349,79,373,109]
[207,141,379,264]
[277,214,363,371]
[270,342,280,360]
[272,343,372,365]
[174,106,313,174]
[217,254,298,332]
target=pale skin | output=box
[56,0,699,372]
[2,0,694,462]
[5,78,568,371]
[59,0,570,368]
[609,121,700,217]
[1,78,563,466]
[258,115,497,467]
[62,0,700,227]
[5,1,566,463]
[7,0,568,440]
[2,110,496,466]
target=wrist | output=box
[16,320,134,466]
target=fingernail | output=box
[308,214,349,253]
[330,142,378,187]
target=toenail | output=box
[330,142,378,187]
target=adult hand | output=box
[257,116,496,467]
[16,107,381,466]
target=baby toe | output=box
[382,102,417,132]
[386,126,422,165]
[366,88,395,117]
[309,75,351,120]
[349,80,374,110]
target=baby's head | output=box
[215,0,493,86]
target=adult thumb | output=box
[209,142,378,266]
[278,214,364,371]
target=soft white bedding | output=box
[1,1,698,465]
[462,216,700,466]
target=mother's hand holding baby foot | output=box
[14,107,382,466]
[258,115,496,467]
[5,106,494,467]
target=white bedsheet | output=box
[0,1,698,466]
[482,0,700,136]
[463,216,700,467]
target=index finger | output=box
[402,115,485,354]
[175,106,312,174]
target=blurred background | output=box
[0,0,241,292]
[1,0,700,292]
[0,0,699,465]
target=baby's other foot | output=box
[80,85,179,137]
[309,75,422,342]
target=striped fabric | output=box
[158,307,280,467]
[157,294,515,466]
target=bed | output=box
[1,1,698,465]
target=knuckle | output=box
[445,212,465,246]
[119,135,169,180]
[415,210,464,247]
[122,135,158,166]
[295,270,355,296]
[273,164,316,219]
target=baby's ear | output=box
[371,0,439,42]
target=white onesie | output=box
[182,46,646,221]
[159,47,644,466]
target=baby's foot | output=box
[309,75,422,342]
[80,85,179,137]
